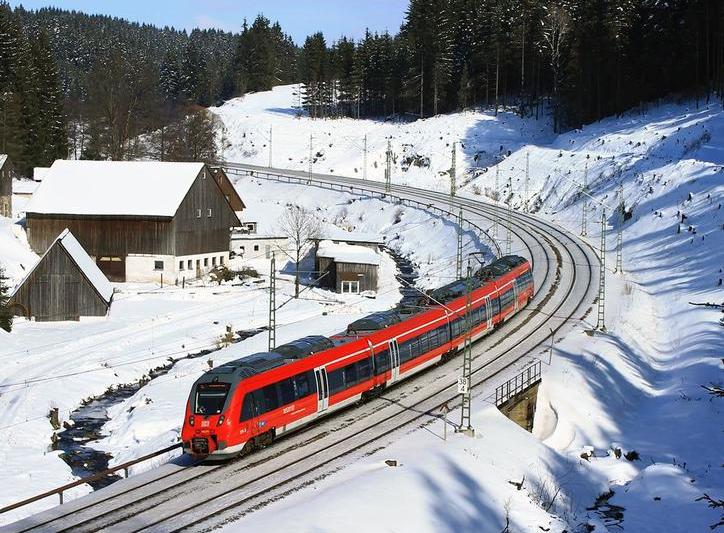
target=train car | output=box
[181,255,533,459]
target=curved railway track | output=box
[5,165,599,533]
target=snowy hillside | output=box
[209,87,723,532]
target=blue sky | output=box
[8,0,409,43]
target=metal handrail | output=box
[0,443,182,513]
[494,360,542,406]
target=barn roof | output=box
[26,160,205,217]
[12,229,114,304]
[319,228,385,245]
[0,154,7,168]
[316,240,381,266]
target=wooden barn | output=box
[0,154,13,218]
[10,229,113,321]
[25,161,243,283]
[315,240,380,294]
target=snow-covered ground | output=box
[0,174,479,524]
[1,84,721,531]
[208,88,722,532]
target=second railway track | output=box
[6,166,598,533]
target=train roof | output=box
[274,335,334,360]
[475,255,528,281]
[347,310,402,334]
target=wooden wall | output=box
[336,262,378,292]
[11,244,109,321]
[26,215,174,257]
[174,169,241,256]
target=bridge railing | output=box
[0,443,182,515]
[493,360,542,406]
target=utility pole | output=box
[450,141,457,203]
[493,165,500,240]
[524,151,530,213]
[456,207,464,279]
[458,260,474,437]
[268,126,273,168]
[581,161,589,237]
[596,210,607,332]
[308,134,313,183]
[363,134,368,181]
[615,183,624,274]
[506,175,513,255]
[268,253,276,351]
[420,55,424,119]
[385,138,392,194]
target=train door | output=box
[484,295,493,329]
[314,367,329,412]
[513,281,519,312]
[389,339,401,383]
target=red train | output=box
[182,255,533,459]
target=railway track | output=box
[5,165,598,532]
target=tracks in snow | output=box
[5,167,598,533]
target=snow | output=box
[12,178,39,195]
[26,160,205,217]
[1,84,722,531]
[57,230,114,303]
[32,167,49,181]
[320,227,384,245]
[0,154,7,168]
[316,240,381,266]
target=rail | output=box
[0,443,182,514]
[220,163,502,257]
[493,360,542,406]
[2,164,499,520]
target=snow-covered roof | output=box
[32,167,49,181]
[321,228,385,245]
[316,240,381,266]
[0,154,7,168]
[12,229,114,304]
[26,160,205,217]
[13,178,39,195]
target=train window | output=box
[261,384,280,413]
[240,393,256,421]
[375,349,390,374]
[279,378,295,405]
[194,382,230,415]
[345,363,358,387]
[357,357,372,381]
[328,368,345,395]
[293,372,312,398]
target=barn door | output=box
[63,276,80,321]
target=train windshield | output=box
[194,382,230,415]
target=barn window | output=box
[253,245,259,252]
[187,259,192,269]
[212,257,217,266]
[207,208,213,218]
[154,261,164,271]
[196,209,202,218]
[179,261,184,270]
[220,256,225,265]
[204,258,208,267]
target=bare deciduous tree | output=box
[278,206,321,298]
[541,4,571,133]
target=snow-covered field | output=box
[0,177,480,524]
[209,87,723,532]
[0,84,721,531]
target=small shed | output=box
[10,229,114,321]
[0,154,13,218]
[313,229,385,251]
[315,240,380,294]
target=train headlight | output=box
[189,415,195,427]
[217,414,225,426]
